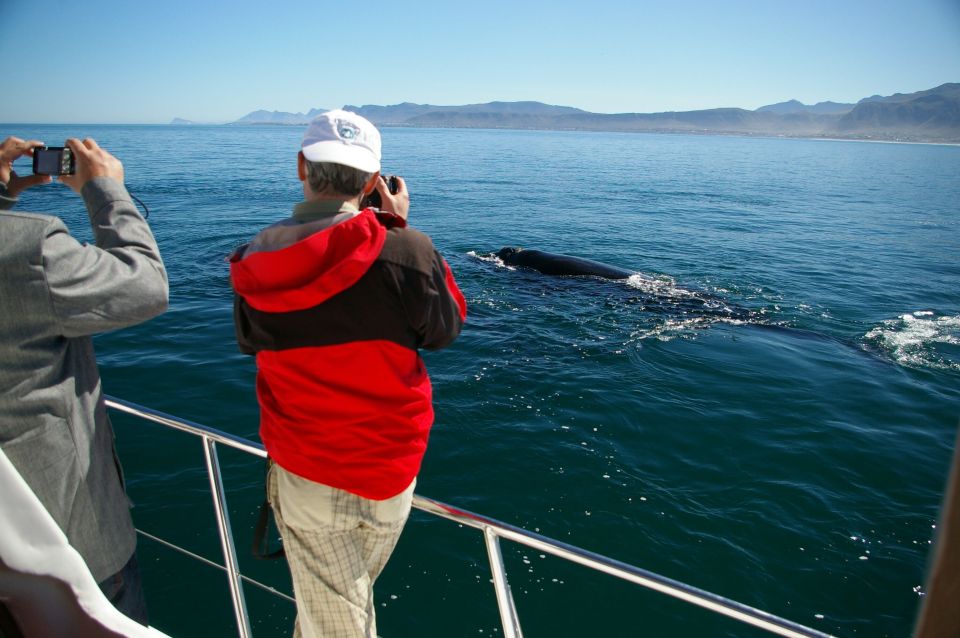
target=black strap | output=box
[251,460,285,560]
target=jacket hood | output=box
[230,209,386,312]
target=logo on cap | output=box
[337,120,361,141]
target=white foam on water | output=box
[467,250,513,269]
[624,273,696,299]
[864,311,960,371]
[628,316,749,342]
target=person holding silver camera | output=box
[0,136,168,624]
[230,110,467,638]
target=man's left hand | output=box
[0,136,52,196]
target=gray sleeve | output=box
[43,177,169,337]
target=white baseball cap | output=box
[300,109,381,173]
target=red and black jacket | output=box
[230,209,466,500]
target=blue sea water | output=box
[4,124,960,637]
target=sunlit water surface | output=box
[6,124,959,637]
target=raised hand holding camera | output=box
[59,138,125,195]
[0,136,51,197]
[362,174,400,209]
[373,174,410,220]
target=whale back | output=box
[498,247,634,280]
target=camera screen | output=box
[33,148,74,175]
[35,150,64,174]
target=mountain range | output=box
[175,83,960,143]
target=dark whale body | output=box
[489,246,792,329]
[496,247,635,280]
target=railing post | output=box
[203,436,253,638]
[484,526,524,638]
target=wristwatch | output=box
[0,180,14,201]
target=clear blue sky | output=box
[1,0,958,124]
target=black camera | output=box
[32,146,76,176]
[362,175,399,209]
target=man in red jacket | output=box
[231,109,466,637]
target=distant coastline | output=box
[169,83,959,145]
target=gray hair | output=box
[304,161,373,197]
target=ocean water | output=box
[5,124,959,637]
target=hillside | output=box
[837,83,960,139]
[756,100,854,115]
[230,108,329,125]
[222,84,960,143]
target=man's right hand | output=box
[59,138,125,194]
[376,175,410,220]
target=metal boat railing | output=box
[105,395,833,638]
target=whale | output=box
[488,246,768,326]
[496,247,635,280]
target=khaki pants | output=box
[268,464,415,638]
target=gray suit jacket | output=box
[0,177,168,582]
